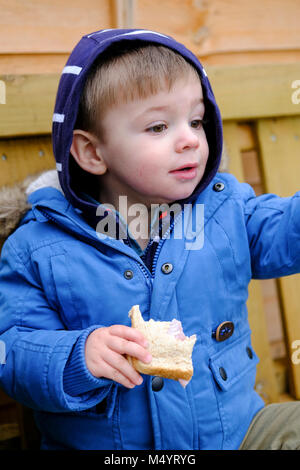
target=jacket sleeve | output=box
[244,186,300,279]
[0,237,113,413]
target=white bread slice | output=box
[128,305,196,382]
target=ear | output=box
[70,130,107,175]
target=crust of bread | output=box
[130,357,193,381]
[127,305,196,381]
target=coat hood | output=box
[52,28,223,225]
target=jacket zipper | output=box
[151,213,180,277]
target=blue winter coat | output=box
[1,28,300,450]
[1,171,300,450]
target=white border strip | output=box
[62,65,82,75]
[119,30,169,39]
[87,28,115,38]
[56,163,62,172]
[53,113,65,123]
[87,29,169,41]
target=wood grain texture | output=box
[257,116,300,398]
[0,136,55,186]
[223,120,280,403]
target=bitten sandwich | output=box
[128,305,197,387]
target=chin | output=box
[159,193,194,206]
[174,188,196,202]
[149,186,196,206]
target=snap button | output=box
[124,270,133,280]
[213,182,225,192]
[212,321,234,342]
[219,367,227,381]
[246,346,253,359]
[152,376,164,392]
[161,263,173,274]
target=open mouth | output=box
[170,164,198,173]
[170,165,198,180]
[177,167,192,171]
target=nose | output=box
[175,125,200,153]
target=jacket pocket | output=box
[209,332,259,391]
[50,254,82,329]
[209,332,260,447]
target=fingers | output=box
[100,349,143,389]
[105,326,152,387]
[109,324,149,349]
[108,330,152,364]
[85,325,152,389]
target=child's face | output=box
[97,72,209,208]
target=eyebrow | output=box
[138,97,204,118]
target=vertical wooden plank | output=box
[257,116,300,398]
[222,121,244,179]
[227,124,286,362]
[247,281,280,404]
[223,120,279,403]
[0,136,55,187]
[113,0,136,28]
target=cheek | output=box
[133,162,158,190]
[124,160,148,185]
[135,154,158,178]
[200,135,209,164]
[137,164,146,179]
[136,165,154,187]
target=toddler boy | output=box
[1,28,300,450]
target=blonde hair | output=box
[77,42,200,139]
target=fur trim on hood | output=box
[0,170,62,240]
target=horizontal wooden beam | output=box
[208,62,300,120]
[1,63,300,137]
[0,74,59,137]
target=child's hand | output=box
[85,325,152,388]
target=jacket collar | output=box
[25,171,232,248]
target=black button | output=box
[152,376,164,392]
[213,182,225,192]
[161,263,173,274]
[246,346,253,359]
[124,270,133,280]
[219,367,227,381]
[213,321,234,342]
